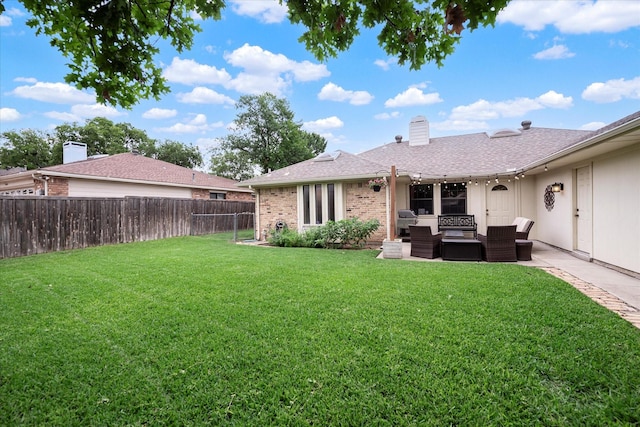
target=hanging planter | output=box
[368,177,387,192]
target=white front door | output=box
[486,182,515,226]
[576,166,593,254]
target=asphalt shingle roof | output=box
[241,126,593,186]
[40,152,247,191]
[240,151,389,186]
[358,127,593,178]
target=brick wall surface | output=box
[257,181,388,244]
[226,191,254,201]
[191,188,209,199]
[258,186,298,236]
[345,182,387,243]
[47,177,69,196]
[192,189,253,200]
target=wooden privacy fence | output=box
[0,196,255,259]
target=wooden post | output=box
[390,165,397,239]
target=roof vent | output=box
[313,151,341,162]
[521,120,532,130]
[487,128,522,139]
[395,135,403,143]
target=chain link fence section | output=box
[190,212,255,241]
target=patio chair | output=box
[409,225,442,259]
[478,225,517,262]
[512,217,535,239]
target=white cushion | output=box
[512,217,530,232]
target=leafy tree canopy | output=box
[210,93,327,179]
[154,140,203,169]
[0,0,510,108]
[1,118,202,170]
[0,129,53,170]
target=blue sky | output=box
[1,0,639,163]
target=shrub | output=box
[268,218,380,249]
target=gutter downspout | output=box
[32,173,48,196]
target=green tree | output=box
[0,118,205,169]
[51,117,156,163]
[211,93,327,177]
[154,140,203,169]
[0,129,53,169]
[0,0,510,108]
[209,146,255,182]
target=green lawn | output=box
[1,232,639,426]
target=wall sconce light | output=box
[551,182,564,192]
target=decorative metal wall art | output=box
[544,185,555,211]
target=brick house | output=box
[239,111,640,276]
[1,148,253,201]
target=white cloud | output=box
[533,44,575,60]
[162,45,329,97]
[374,111,401,120]
[71,104,123,119]
[44,111,80,122]
[195,137,222,152]
[498,0,640,34]
[5,7,25,17]
[318,83,374,106]
[0,107,22,122]
[43,103,123,122]
[609,39,630,49]
[302,116,344,133]
[384,87,443,108]
[537,90,573,108]
[156,114,225,134]
[176,87,235,105]
[224,44,329,82]
[582,76,640,103]
[163,57,232,86]
[222,43,326,94]
[374,59,395,71]
[318,132,349,146]
[227,72,290,96]
[142,108,178,119]
[11,82,95,104]
[0,7,22,26]
[14,77,37,83]
[580,121,606,131]
[450,91,573,120]
[229,0,288,24]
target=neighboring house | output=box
[239,111,640,276]
[0,144,253,201]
